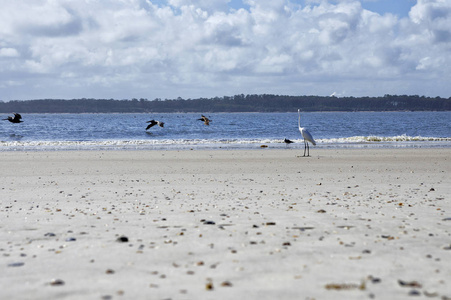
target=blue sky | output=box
[228,0,415,18]
[169,0,416,18]
[0,0,450,100]
[359,0,416,17]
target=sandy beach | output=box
[1,148,450,300]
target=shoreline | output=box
[1,140,451,152]
[1,148,450,299]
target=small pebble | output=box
[117,236,129,243]
[325,283,364,290]
[398,280,422,288]
[206,282,214,290]
[293,226,315,231]
[408,290,421,296]
[221,281,233,287]
[423,291,439,297]
[50,279,65,286]
[65,237,76,242]
[368,276,381,284]
[7,262,24,267]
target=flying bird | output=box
[146,119,164,130]
[3,113,23,123]
[198,115,211,126]
[298,109,316,157]
[284,138,294,145]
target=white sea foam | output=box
[317,135,451,143]
[1,135,450,151]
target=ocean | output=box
[1,111,450,151]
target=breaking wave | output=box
[1,135,450,151]
[318,135,451,143]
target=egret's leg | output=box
[307,143,310,156]
[303,141,307,156]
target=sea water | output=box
[1,111,450,151]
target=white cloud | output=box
[0,48,20,57]
[0,0,450,100]
[409,0,451,43]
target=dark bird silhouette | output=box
[146,120,164,130]
[284,138,294,145]
[3,113,23,123]
[198,115,211,126]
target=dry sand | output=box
[1,148,450,300]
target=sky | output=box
[0,0,450,101]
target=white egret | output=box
[298,109,316,156]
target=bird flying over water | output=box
[146,119,164,130]
[198,115,211,126]
[298,109,316,157]
[3,113,23,123]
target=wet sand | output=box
[1,148,450,299]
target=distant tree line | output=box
[0,94,449,113]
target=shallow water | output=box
[1,111,450,151]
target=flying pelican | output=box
[146,119,164,130]
[198,115,211,126]
[3,113,23,123]
[298,109,316,156]
[284,138,294,145]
